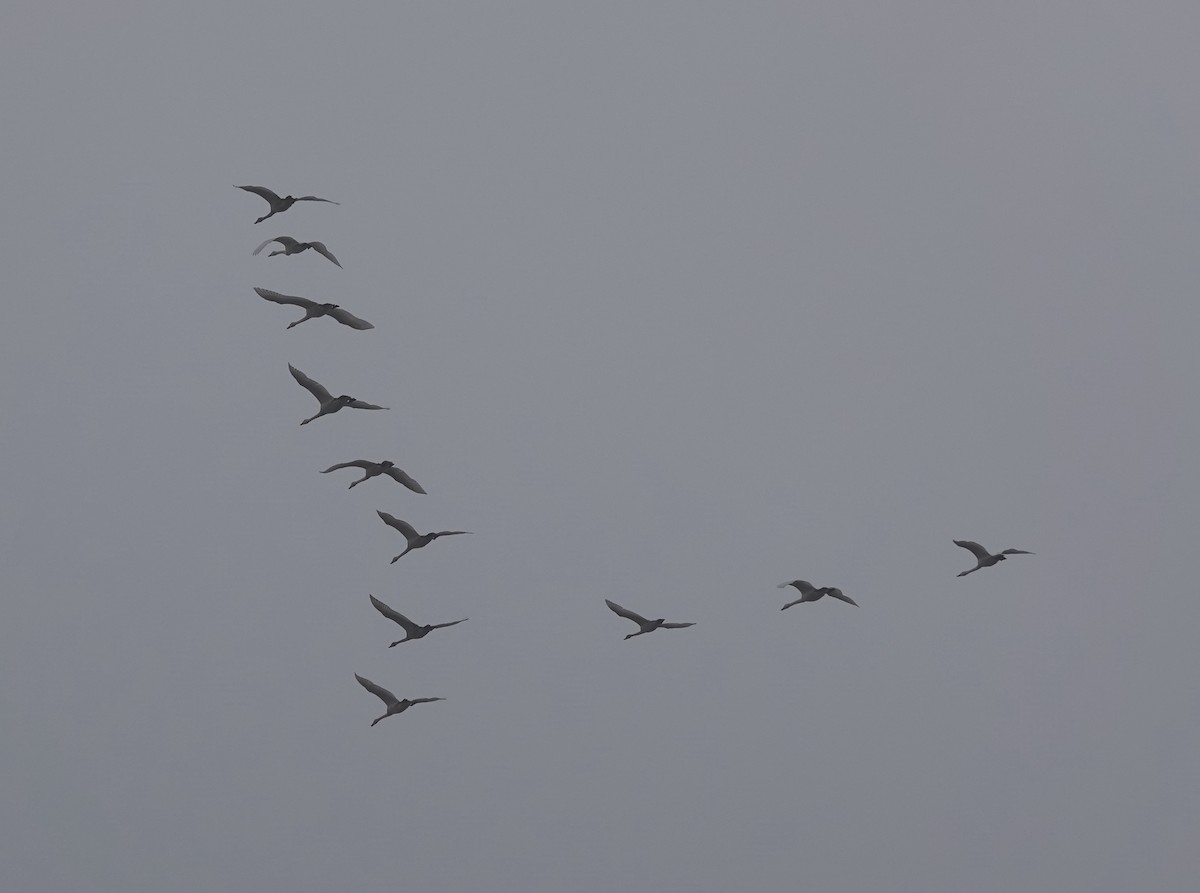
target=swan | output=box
[288,364,388,425]
[376,511,471,562]
[954,540,1034,577]
[604,599,695,639]
[322,460,425,492]
[235,185,338,224]
[777,580,858,609]
[368,595,467,646]
[254,288,372,330]
[252,236,342,267]
[354,674,444,727]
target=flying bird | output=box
[235,184,339,224]
[368,595,467,647]
[377,511,471,562]
[252,236,342,267]
[254,288,372,330]
[777,580,859,609]
[322,460,425,492]
[288,364,388,426]
[354,674,444,727]
[953,540,1034,577]
[604,599,696,639]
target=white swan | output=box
[354,674,444,727]
[368,595,467,647]
[604,599,695,639]
[235,185,338,224]
[376,512,471,562]
[322,460,425,492]
[254,288,372,330]
[288,364,388,426]
[252,236,341,268]
[953,540,1034,577]
[777,580,858,609]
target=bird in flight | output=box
[252,236,342,267]
[777,580,859,609]
[254,288,372,330]
[354,674,444,727]
[604,599,696,639]
[953,540,1034,577]
[376,512,471,562]
[235,185,339,224]
[288,364,388,426]
[368,595,467,647]
[322,460,425,492]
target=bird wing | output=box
[822,588,859,606]
[605,599,649,625]
[251,237,280,256]
[433,530,471,537]
[430,619,468,630]
[295,195,339,204]
[1001,548,1034,555]
[236,184,281,204]
[954,540,991,560]
[254,287,318,310]
[406,697,445,705]
[322,460,374,473]
[355,673,400,708]
[288,364,332,403]
[660,621,696,629]
[778,580,816,593]
[325,306,374,330]
[377,512,419,540]
[346,399,388,410]
[368,595,421,634]
[308,241,342,267]
[382,466,426,493]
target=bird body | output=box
[252,235,342,267]
[777,580,858,609]
[376,511,471,562]
[236,185,338,224]
[322,460,425,492]
[354,674,444,726]
[254,288,372,330]
[604,599,695,639]
[288,364,388,425]
[369,595,466,646]
[953,540,1034,577]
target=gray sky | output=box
[4,2,1199,890]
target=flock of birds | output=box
[238,182,1036,727]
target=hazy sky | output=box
[4,2,1199,891]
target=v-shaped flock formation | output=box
[238,184,1036,728]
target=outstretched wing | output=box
[660,621,696,629]
[778,580,816,594]
[295,195,339,205]
[605,599,649,626]
[325,306,374,330]
[354,673,399,708]
[406,697,446,706]
[236,184,282,205]
[346,399,388,410]
[254,287,318,310]
[382,467,426,494]
[377,512,419,540]
[369,595,421,634]
[308,241,342,268]
[954,540,991,560]
[251,237,279,256]
[430,619,468,630]
[433,530,471,537]
[822,588,859,607]
[322,460,374,473]
[288,364,332,403]
[1000,548,1034,555]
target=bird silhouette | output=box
[368,595,467,647]
[322,460,425,492]
[354,674,444,727]
[604,599,696,639]
[235,185,338,224]
[288,364,388,426]
[953,540,1034,576]
[376,511,471,562]
[254,288,372,330]
[252,236,341,267]
[777,580,858,609]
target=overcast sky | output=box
[3,2,1199,891]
